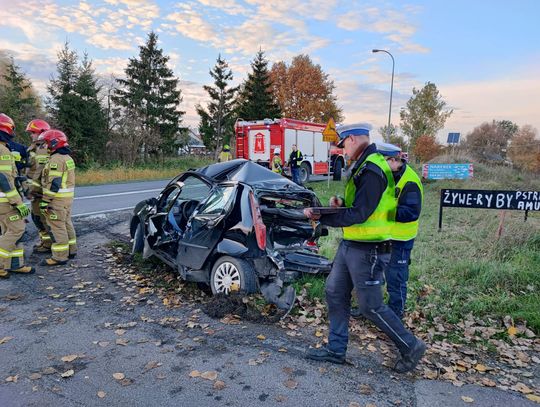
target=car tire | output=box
[131,222,144,255]
[210,256,258,295]
[300,162,310,183]
[332,158,343,181]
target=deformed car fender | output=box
[215,238,249,256]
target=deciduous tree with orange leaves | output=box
[269,54,343,123]
[508,125,540,173]
[413,135,442,162]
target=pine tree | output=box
[238,50,280,121]
[113,31,184,159]
[0,57,41,145]
[196,55,238,156]
[71,53,107,162]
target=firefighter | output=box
[303,123,425,373]
[0,113,34,278]
[377,142,423,319]
[25,119,51,253]
[8,138,29,176]
[271,147,283,174]
[288,144,303,185]
[218,144,233,162]
[39,130,76,266]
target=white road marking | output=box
[72,206,135,218]
[74,188,162,200]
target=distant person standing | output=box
[271,147,283,174]
[377,142,423,319]
[288,144,303,184]
[218,144,233,162]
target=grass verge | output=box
[306,158,540,332]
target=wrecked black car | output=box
[130,159,332,310]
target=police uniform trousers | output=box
[0,204,26,269]
[325,240,417,356]
[44,201,77,261]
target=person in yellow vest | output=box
[271,147,283,174]
[303,123,425,373]
[218,144,233,162]
[377,142,423,320]
[38,130,76,266]
[25,119,52,253]
[0,113,34,278]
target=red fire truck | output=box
[234,118,345,183]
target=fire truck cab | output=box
[235,118,345,183]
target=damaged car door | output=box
[177,183,237,270]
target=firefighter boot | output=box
[9,266,35,274]
[0,269,9,279]
[33,244,51,254]
[41,258,68,266]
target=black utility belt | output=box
[343,240,392,253]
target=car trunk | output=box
[258,194,332,279]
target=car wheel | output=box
[210,256,258,295]
[131,222,144,255]
[332,158,343,181]
[300,162,310,183]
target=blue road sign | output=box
[422,163,473,180]
[447,132,460,144]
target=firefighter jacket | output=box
[218,151,232,162]
[0,142,23,206]
[26,142,50,187]
[271,155,283,173]
[41,150,75,205]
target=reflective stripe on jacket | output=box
[41,153,76,202]
[0,143,22,205]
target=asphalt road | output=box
[0,212,537,406]
[71,175,329,218]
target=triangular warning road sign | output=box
[322,118,339,142]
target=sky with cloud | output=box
[1,0,539,141]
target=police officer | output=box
[303,124,425,373]
[0,113,34,278]
[25,119,52,253]
[288,144,303,185]
[271,147,283,174]
[39,130,76,266]
[377,142,423,319]
[218,144,233,162]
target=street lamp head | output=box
[372,49,381,53]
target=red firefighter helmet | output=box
[26,119,51,138]
[39,129,69,151]
[0,113,15,137]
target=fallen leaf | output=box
[201,371,218,381]
[284,379,298,389]
[42,367,57,375]
[113,372,125,380]
[0,336,14,345]
[115,338,129,346]
[367,344,377,352]
[115,329,126,336]
[61,354,78,363]
[507,326,518,336]
[275,395,287,403]
[315,331,323,337]
[189,370,201,378]
[359,384,373,395]
[98,341,110,347]
[61,369,74,378]
[5,375,18,383]
[28,373,42,380]
[278,348,288,353]
[120,378,133,386]
[213,380,226,390]
[511,383,533,394]
[349,403,361,407]
[526,395,540,403]
[474,364,487,372]
[97,391,106,398]
[257,334,266,340]
[144,361,162,371]
[461,396,474,403]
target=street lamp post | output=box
[372,49,395,140]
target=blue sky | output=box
[1,0,539,141]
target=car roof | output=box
[195,159,307,191]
